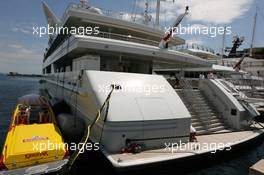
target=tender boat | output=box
[0,94,69,175]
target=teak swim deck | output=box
[105,123,264,169]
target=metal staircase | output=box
[175,78,231,135]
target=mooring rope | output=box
[60,86,114,174]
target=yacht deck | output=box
[105,123,264,168]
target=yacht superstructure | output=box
[40,1,264,170]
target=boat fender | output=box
[57,113,85,141]
[39,79,46,84]
[52,101,71,116]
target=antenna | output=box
[250,7,257,58]
[131,0,136,21]
[156,0,161,27]
[80,0,88,8]
[143,2,152,25]
[131,0,139,22]
[221,26,226,63]
[155,0,175,27]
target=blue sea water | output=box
[0,76,39,150]
[0,75,263,175]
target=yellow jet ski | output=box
[0,94,69,175]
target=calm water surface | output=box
[0,76,263,175]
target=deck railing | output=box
[62,3,156,27]
[44,30,160,60]
[44,3,161,60]
[89,31,159,46]
[174,43,215,54]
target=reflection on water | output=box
[0,76,263,175]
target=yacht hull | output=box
[40,70,191,153]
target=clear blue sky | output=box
[0,0,263,74]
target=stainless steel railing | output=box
[89,31,159,46]
[44,30,160,60]
[61,3,156,27]
[174,43,215,54]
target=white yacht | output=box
[222,57,264,77]
[40,1,264,170]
